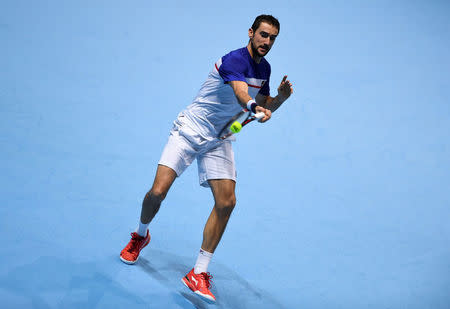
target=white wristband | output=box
[246,99,257,113]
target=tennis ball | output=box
[230,121,242,133]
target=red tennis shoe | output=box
[181,268,216,302]
[119,230,150,264]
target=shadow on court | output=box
[0,249,284,309]
[0,256,148,308]
[139,248,285,309]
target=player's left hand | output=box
[277,75,293,101]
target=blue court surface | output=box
[1,1,449,308]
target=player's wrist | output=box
[246,99,258,114]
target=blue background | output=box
[1,1,449,308]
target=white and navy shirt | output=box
[179,47,271,141]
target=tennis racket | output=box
[218,109,266,140]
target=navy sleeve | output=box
[258,62,271,96]
[218,53,247,83]
[259,77,270,96]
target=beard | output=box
[250,40,270,57]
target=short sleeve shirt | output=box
[180,47,271,140]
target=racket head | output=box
[218,110,252,140]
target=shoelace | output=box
[127,232,144,252]
[201,272,213,289]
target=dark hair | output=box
[251,15,280,33]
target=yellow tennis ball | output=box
[230,121,242,133]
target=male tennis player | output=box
[120,14,293,302]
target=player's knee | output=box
[215,195,236,216]
[147,187,168,202]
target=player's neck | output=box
[247,44,262,64]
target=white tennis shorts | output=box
[158,116,236,187]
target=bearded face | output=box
[248,22,278,58]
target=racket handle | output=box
[254,112,265,120]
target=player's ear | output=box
[248,28,254,39]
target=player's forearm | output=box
[229,81,253,109]
[235,89,253,109]
[265,95,287,112]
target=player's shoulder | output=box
[221,47,250,65]
[217,47,251,74]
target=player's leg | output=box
[119,165,177,265]
[182,141,236,302]
[197,141,237,254]
[181,179,236,302]
[140,164,177,225]
[121,127,196,265]
[201,179,236,253]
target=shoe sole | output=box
[120,255,138,264]
[181,278,216,303]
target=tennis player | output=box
[120,14,293,302]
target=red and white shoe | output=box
[181,268,216,302]
[119,230,150,264]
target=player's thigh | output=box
[155,130,197,197]
[150,164,177,198]
[197,141,236,188]
[208,179,236,208]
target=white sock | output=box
[194,248,213,274]
[136,221,149,237]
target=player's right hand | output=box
[255,105,271,122]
